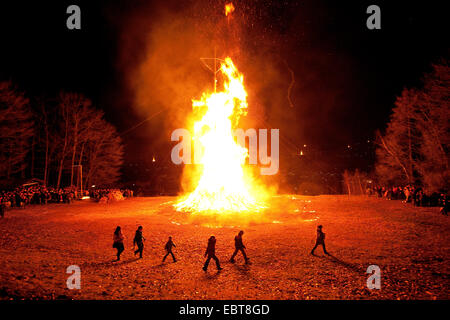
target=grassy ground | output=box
[0,195,448,300]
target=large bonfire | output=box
[174,57,266,214]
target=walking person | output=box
[230,230,250,264]
[203,236,222,272]
[311,225,329,255]
[133,226,145,258]
[162,236,177,263]
[113,226,125,261]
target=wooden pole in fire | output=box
[214,47,217,93]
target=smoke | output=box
[112,0,358,193]
[114,0,301,139]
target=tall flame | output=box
[175,57,264,213]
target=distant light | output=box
[91,185,96,188]
[367,140,370,143]
[347,145,351,148]
[81,196,90,200]
[300,151,304,156]
[303,144,307,147]
[152,156,156,162]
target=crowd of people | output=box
[0,185,77,208]
[0,184,134,215]
[367,185,449,215]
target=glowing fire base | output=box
[175,190,263,213]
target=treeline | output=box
[341,61,449,194]
[0,81,124,189]
[375,61,449,192]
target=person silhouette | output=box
[230,230,250,264]
[133,226,145,258]
[113,226,125,261]
[203,236,222,271]
[311,225,329,255]
[162,236,177,263]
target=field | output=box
[0,195,448,300]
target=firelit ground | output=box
[0,195,448,299]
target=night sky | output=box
[0,0,447,188]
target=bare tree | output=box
[54,92,92,189]
[1,87,124,189]
[69,97,93,186]
[41,101,50,186]
[83,117,124,188]
[376,61,449,192]
[35,97,60,186]
[342,170,351,196]
[342,170,371,195]
[375,88,420,185]
[413,63,450,192]
[0,81,34,181]
[56,93,71,189]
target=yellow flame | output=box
[175,57,265,214]
[225,3,235,16]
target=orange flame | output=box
[175,57,266,214]
[225,3,235,16]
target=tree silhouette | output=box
[0,81,34,181]
[414,63,449,192]
[375,88,420,185]
[83,117,124,188]
[376,61,449,192]
[54,92,124,189]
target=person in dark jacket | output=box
[203,236,222,271]
[162,236,177,263]
[230,230,249,264]
[113,226,125,261]
[0,203,5,218]
[311,225,329,255]
[133,226,145,258]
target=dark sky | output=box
[0,0,447,176]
